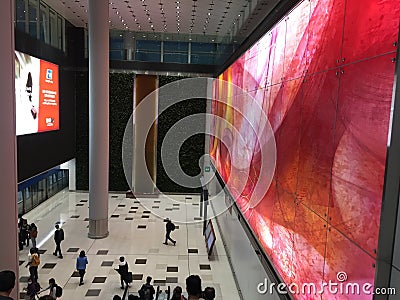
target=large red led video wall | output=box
[210,0,399,298]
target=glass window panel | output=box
[274,78,303,195]
[49,10,57,47]
[342,0,400,64]
[269,20,286,85]
[297,70,339,218]
[191,43,216,53]
[18,201,24,216]
[57,16,63,50]
[18,191,23,204]
[136,40,161,51]
[28,0,38,38]
[24,187,32,211]
[135,51,161,62]
[32,185,39,208]
[110,50,124,60]
[15,0,27,32]
[271,185,295,284]
[292,204,326,294]
[39,3,48,43]
[163,52,188,64]
[324,227,376,298]
[307,0,345,74]
[163,41,188,52]
[110,35,124,50]
[190,53,214,65]
[283,0,310,81]
[329,54,395,257]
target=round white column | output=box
[88,0,109,238]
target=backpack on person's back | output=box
[55,284,63,297]
[139,284,154,300]
[31,253,40,267]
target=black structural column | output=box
[0,0,19,298]
[374,30,400,299]
[88,0,109,238]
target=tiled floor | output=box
[18,190,240,299]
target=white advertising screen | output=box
[15,51,59,136]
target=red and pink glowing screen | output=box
[210,0,399,298]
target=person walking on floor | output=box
[163,219,176,246]
[76,250,88,286]
[53,224,64,259]
[29,223,38,249]
[25,247,40,282]
[115,256,129,289]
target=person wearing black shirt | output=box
[138,276,155,300]
[163,219,176,246]
[116,256,129,289]
[53,224,64,259]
